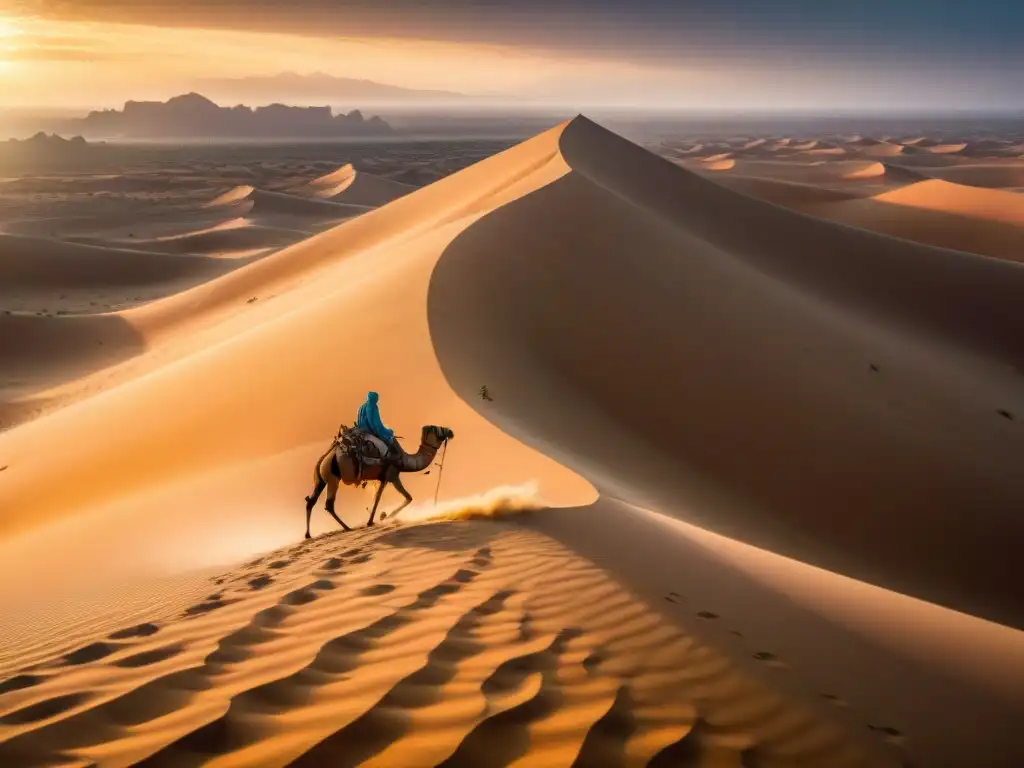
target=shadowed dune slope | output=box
[0,314,144,406]
[428,116,1024,630]
[207,184,371,220]
[707,175,864,205]
[723,177,1024,263]
[714,159,887,183]
[801,181,1024,263]
[926,163,1024,189]
[69,221,311,258]
[869,179,1024,225]
[0,233,229,293]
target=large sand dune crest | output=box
[430,116,1024,627]
[0,116,1022,767]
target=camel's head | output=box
[422,425,455,446]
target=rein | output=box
[432,437,449,506]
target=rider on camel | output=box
[355,391,401,457]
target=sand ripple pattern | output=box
[0,522,892,767]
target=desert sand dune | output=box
[918,142,968,154]
[429,117,1024,626]
[924,162,1024,189]
[720,175,1024,262]
[0,207,231,240]
[850,142,905,158]
[69,219,312,259]
[863,178,1024,225]
[696,157,736,171]
[0,117,1021,767]
[207,184,371,221]
[0,520,895,768]
[291,163,415,207]
[706,175,864,205]
[799,146,848,156]
[0,233,227,291]
[712,159,888,183]
[0,312,143,401]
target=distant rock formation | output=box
[196,72,465,107]
[1,132,94,158]
[56,93,394,140]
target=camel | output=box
[304,424,454,538]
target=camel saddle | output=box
[335,424,396,483]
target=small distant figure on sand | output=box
[479,385,493,402]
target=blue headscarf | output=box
[355,391,394,441]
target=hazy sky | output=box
[1,1,1020,111]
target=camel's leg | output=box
[367,478,389,527]
[380,473,412,521]
[324,474,352,532]
[304,470,327,539]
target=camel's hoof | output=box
[367,521,375,528]
[305,532,311,540]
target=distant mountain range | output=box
[195,73,466,106]
[3,132,92,154]
[51,93,394,140]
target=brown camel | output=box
[304,424,454,538]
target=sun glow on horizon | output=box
[0,16,22,74]
[0,12,706,111]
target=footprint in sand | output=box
[310,579,335,591]
[342,547,363,557]
[582,648,607,674]
[268,559,291,570]
[114,643,185,668]
[248,574,273,590]
[282,587,321,606]
[696,611,719,620]
[751,651,787,669]
[109,623,160,639]
[470,546,493,567]
[453,569,478,584]
[61,641,120,665]
[360,584,396,596]
[868,724,905,745]
[0,673,44,696]
[664,591,684,604]
[349,553,373,565]
[321,558,343,570]
[820,693,850,708]
[0,692,92,725]
[183,598,237,617]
